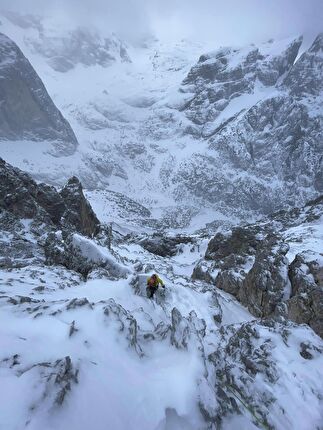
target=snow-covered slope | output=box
[0,158,323,430]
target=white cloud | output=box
[1,0,322,45]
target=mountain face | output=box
[0,158,322,429]
[0,32,78,153]
[0,15,322,226]
[181,37,302,126]
[193,195,323,338]
[2,10,131,72]
[169,35,323,214]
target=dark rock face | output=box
[205,227,261,261]
[35,183,66,224]
[215,270,243,297]
[239,247,290,318]
[193,196,323,337]
[60,176,100,237]
[288,252,323,338]
[139,234,193,257]
[0,32,77,153]
[0,158,100,237]
[0,157,54,221]
[0,158,104,271]
[283,33,323,96]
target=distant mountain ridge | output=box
[165,34,323,216]
[0,11,322,229]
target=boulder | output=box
[139,233,193,257]
[205,227,261,261]
[44,232,128,279]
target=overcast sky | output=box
[2,0,322,46]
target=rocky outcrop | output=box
[205,227,262,261]
[239,245,290,318]
[0,157,56,222]
[60,176,100,237]
[283,33,323,96]
[199,319,323,429]
[44,232,128,278]
[288,252,323,338]
[0,158,100,236]
[193,196,323,337]
[15,355,79,411]
[139,233,194,257]
[0,32,78,153]
[0,158,107,272]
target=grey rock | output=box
[0,158,101,236]
[53,356,79,405]
[44,233,100,277]
[199,319,323,428]
[195,196,323,336]
[283,33,323,96]
[181,37,302,125]
[239,247,290,317]
[163,35,323,216]
[191,260,215,284]
[60,176,100,237]
[139,233,193,257]
[170,307,206,350]
[205,227,262,261]
[215,270,244,298]
[103,299,143,356]
[287,252,323,338]
[17,356,79,411]
[0,32,78,153]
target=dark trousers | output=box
[146,286,158,298]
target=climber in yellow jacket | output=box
[146,273,165,299]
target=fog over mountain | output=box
[2,0,322,45]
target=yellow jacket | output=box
[147,275,164,288]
